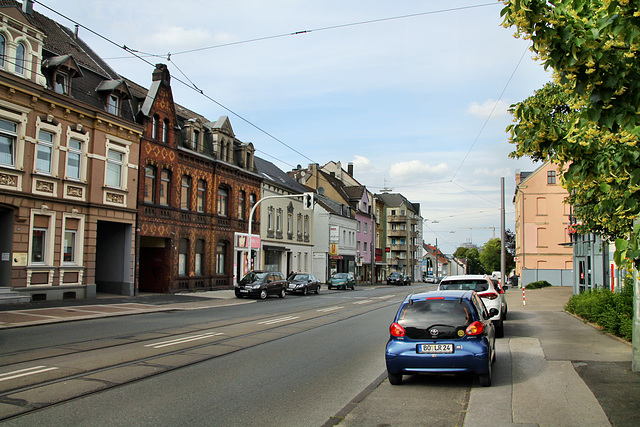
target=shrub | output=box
[525,280,552,289]
[564,281,634,341]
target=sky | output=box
[37,0,552,254]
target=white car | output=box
[438,274,504,337]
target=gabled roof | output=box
[254,157,307,194]
[376,193,419,215]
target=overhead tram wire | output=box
[33,0,317,166]
[449,45,530,182]
[99,3,501,60]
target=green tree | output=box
[480,238,501,273]
[501,0,640,266]
[454,246,483,274]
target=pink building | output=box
[514,162,573,286]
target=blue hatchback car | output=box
[385,290,497,386]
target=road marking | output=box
[353,300,373,305]
[0,366,59,382]
[317,306,344,312]
[145,332,224,349]
[375,295,394,300]
[257,316,299,325]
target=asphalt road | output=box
[0,285,439,426]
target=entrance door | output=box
[0,207,13,286]
[139,237,170,293]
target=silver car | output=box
[438,274,504,337]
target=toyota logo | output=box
[429,328,440,336]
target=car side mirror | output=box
[489,308,499,317]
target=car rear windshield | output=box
[397,299,474,339]
[439,279,489,292]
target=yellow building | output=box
[514,162,573,286]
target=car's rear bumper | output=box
[385,340,491,375]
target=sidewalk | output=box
[336,286,640,427]
[0,290,244,329]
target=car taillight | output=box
[466,321,485,336]
[390,322,406,337]
[480,292,499,300]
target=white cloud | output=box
[466,99,512,119]
[389,160,449,182]
[351,155,372,171]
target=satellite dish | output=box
[317,187,325,195]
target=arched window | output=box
[162,119,169,142]
[152,115,158,140]
[238,190,246,219]
[15,43,26,75]
[217,186,228,216]
[0,34,5,68]
[216,241,227,274]
[144,166,156,204]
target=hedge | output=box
[564,280,633,341]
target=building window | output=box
[67,138,82,180]
[0,34,4,68]
[216,241,227,274]
[547,171,556,185]
[197,180,206,212]
[287,212,293,239]
[238,190,246,219]
[144,166,156,204]
[107,94,119,115]
[162,119,169,142]
[276,209,282,233]
[106,149,124,188]
[217,187,228,216]
[63,230,76,263]
[249,193,257,213]
[195,239,204,275]
[268,207,274,231]
[0,118,17,166]
[152,115,159,140]
[31,228,47,264]
[15,43,25,75]
[178,238,188,276]
[36,130,54,174]
[304,215,309,237]
[181,175,192,210]
[160,169,170,206]
[54,72,69,95]
[192,129,199,150]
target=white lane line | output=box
[145,332,224,349]
[353,300,373,305]
[317,306,344,312]
[257,316,299,325]
[375,295,393,300]
[0,366,59,382]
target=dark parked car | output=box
[328,272,355,290]
[385,290,497,387]
[387,272,409,286]
[235,271,287,299]
[286,273,321,295]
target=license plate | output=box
[417,343,453,354]
[240,290,249,293]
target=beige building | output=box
[514,162,573,286]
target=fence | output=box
[521,269,573,287]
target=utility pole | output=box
[501,177,506,286]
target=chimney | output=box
[152,64,171,85]
[348,162,354,177]
[22,0,34,15]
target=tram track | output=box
[0,292,406,421]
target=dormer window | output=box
[55,72,68,94]
[107,95,119,115]
[96,79,132,117]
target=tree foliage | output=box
[454,246,483,274]
[501,0,640,267]
[480,238,502,273]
